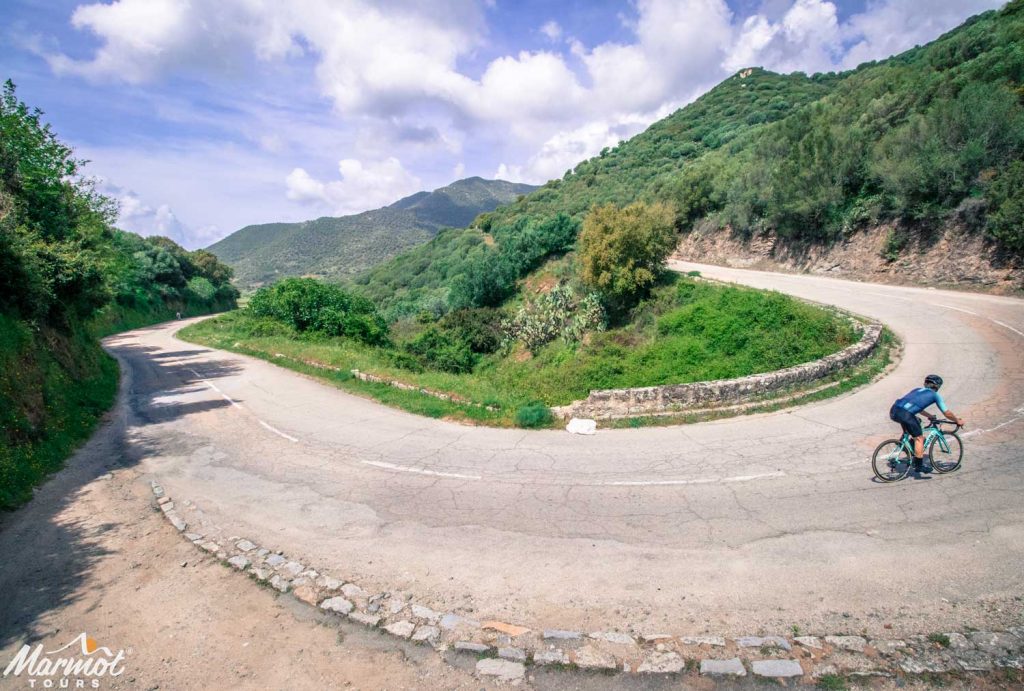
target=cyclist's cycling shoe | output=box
[912,459,934,474]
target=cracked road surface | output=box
[104,263,1024,637]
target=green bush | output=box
[447,214,579,310]
[403,326,476,373]
[578,201,678,309]
[515,404,554,429]
[880,229,908,262]
[986,160,1024,254]
[438,307,505,354]
[248,277,388,345]
[186,276,216,302]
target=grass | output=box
[181,275,862,427]
[0,314,120,510]
[816,674,848,690]
[602,328,896,428]
[928,632,951,647]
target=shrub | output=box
[185,276,216,302]
[448,214,580,310]
[439,307,505,354]
[880,228,908,262]
[403,326,476,374]
[385,349,425,373]
[238,315,296,338]
[578,201,678,308]
[503,284,605,353]
[985,160,1024,254]
[247,277,388,345]
[515,404,553,429]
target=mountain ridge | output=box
[209,176,536,289]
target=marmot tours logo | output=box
[3,633,126,688]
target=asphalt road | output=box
[102,262,1024,639]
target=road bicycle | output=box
[871,418,964,482]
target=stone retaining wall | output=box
[554,322,883,420]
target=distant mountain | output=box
[208,177,537,289]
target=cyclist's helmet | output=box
[924,374,943,389]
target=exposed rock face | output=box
[673,224,1022,295]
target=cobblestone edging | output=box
[350,369,498,411]
[553,322,883,420]
[151,481,1022,685]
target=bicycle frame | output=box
[898,424,952,455]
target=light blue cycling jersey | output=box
[894,387,948,415]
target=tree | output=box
[986,160,1024,254]
[578,201,678,308]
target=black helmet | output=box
[924,374,943,389]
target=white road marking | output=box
[189,368,299,442]
[360,460,482,480]
[259,420,300,443]
[992,319,1024,338]
[931,303,978,316]
[192,372,242,409]
[961,416,1023,438]
[923,302,1024,339]
[601,470,786,486]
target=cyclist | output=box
[889,374,965,475]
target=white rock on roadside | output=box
[384,620,415,638]
[341,583,367,599]
[566,418,597,435]
[227,556,250,570]
[320,597,354,615]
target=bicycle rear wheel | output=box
[872,439,912,482]
[929,432,963,473]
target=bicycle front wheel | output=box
[872,439,912,482]
[929,432,963,473]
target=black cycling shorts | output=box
[890,404,923,437]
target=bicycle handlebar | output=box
[925,418,961,432]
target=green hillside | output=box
[357,1,1024,319]
[0,81,238,509]
[208,177,536,290]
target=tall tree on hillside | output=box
[578,201,677,310]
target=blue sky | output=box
[0,0,1005,248]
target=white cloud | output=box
[285,157,422,215]
[101,180,189,245]
[840,0,1004,70]
[47,0,301,82]
[726,0,840,74]
[283,168,326,204]
[497,114,654,184]
[469,51,585,128]
[540,20,562,41]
